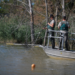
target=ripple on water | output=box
[0,45,75,75]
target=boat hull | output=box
[43,47,75,60]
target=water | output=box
[0,44,75,75]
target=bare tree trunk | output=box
[43,0,48,46]
[28,0,34,44]
[62,0,65,16]
[56,6,58,26]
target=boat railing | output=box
[47,30,75,50]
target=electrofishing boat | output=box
[42,47,75,59]
[41,30,75,60]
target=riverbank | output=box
[0,39,17,43]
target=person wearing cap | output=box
[43,14,55,49]
[58,16,70,50]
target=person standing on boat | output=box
[58,16,70,50]
[47,14,55,49]
[44,14,55,49]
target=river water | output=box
[0,44,75,75]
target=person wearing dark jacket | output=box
[58,16,70,50]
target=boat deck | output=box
[43,46,75,59]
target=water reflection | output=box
[0,45,75,75]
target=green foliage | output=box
[13,25,31,43]
[0,14,46,44]
[0,14,31,43]
[4,0,9,3]
[67,2,74,9]
[0,8,6,14]
[34,25,45,44]
[0,18,8,39]
[0,4,10,14]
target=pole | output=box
[43,0,48,46]
[28,0,34,44]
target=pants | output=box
[48,31,55,48]
[59,32,68,50]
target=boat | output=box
[40,30,75,60]
[42,46,75,60]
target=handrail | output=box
[48,29,68,33]
[48,29,75,34]
[47,30,75,50]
